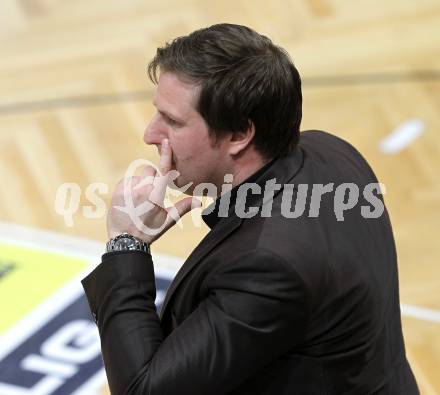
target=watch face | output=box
[114,237,136,250]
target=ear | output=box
[228,122,255,156]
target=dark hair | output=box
[148,23,302,159]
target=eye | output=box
[161,112,180,127]
[166,116,179,126]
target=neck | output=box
[215,150,270,197]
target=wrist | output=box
[107,226,154,245]
[106,233,151,254]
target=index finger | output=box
[159,138,172,176]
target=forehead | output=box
[154,72,200,117]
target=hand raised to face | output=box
[107,139,202,245]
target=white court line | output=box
[0,221,182,276]
[379,118,425,154]
[401,304,440,324]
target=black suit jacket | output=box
[82,130,419,394]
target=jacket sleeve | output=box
[81,248,308,395]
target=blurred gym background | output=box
[0,1,439,394]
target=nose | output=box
[143,113,166,146]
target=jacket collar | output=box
[201,157,276,230]
[159,146,304,320]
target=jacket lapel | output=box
[159,214,243,319]
[159,145,304,320]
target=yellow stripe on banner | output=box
[0,243,88,335]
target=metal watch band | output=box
[106,233,150,254]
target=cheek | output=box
[168,139,191,171]
[170,137,197,161]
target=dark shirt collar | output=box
[202,159,276,230]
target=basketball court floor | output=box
[0,1,439,394]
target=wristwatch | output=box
[106,233,150,254]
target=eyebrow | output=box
[153,101,185,123]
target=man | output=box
[82,24,419,394]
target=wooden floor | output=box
[0,0,439,393]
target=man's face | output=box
[144,72,231,195]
